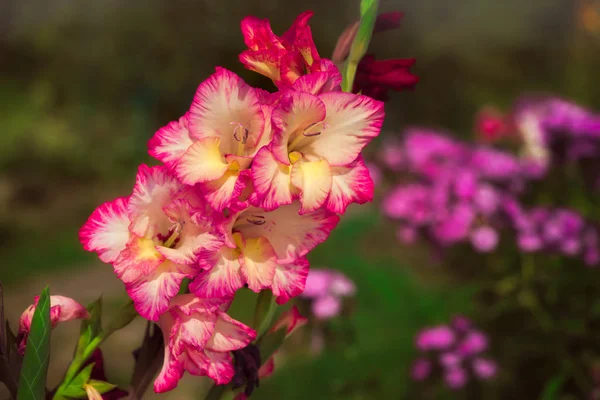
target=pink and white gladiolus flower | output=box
[154,294,256,393]
[252,86,383,214]
[149,68,270,211]
[191,202,339,303]
[75,8,393,396]
[18,295,89,354]
[79,165,223,321]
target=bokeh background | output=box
[1,0,600,398]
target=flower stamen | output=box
[231,122,249,156]
[246,215,266,225]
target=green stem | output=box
[53,300,138,399]
[340,0,379,92]
[256,296,278,342]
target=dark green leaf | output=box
[84,296,103,339]
[258,328,287,364]
[17,286,51,400]
[0,283,21,398]
[104,299,138,337]
[129,322,164,400]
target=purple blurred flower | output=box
[312,295,342,320]
[366,162,382,187]
[411,358,432,381]
[473,358,498,380]
[451,315,472,332]
[380,139,405,171]
[422,328,451,348]
[514,96,600,179]
[302,269,356,320]
[444,367,468,389]
[397,226,418,244]
[471,226,499,253]
[458,331,488,356]
[412,316,496,389]
[469,148,522,181]
[440,352,462,368]
[416,326,456,351]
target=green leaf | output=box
[71,362,94,390]
[103,299,138,337]
[76,296,103,357]
[60,384,86,398]
[540,374,566,400]
[85,296,103,339]
[87,379,117,394]
[17,286,51,400]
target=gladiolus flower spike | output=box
[75,7,399,396]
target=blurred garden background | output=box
[1,0,600,398]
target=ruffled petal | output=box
[190,247,245,299]
[154,319,185,393]
[206,312,256,352]
[270,304,307,336]
[271,92,327,164]
[79,196,131,264]
[280,11,320,67]
[237,235,277,292]
[128,165,183,238]
[271,259,310,304]
[177,312,218,349]
[158,199,223,264]
[204,350,235,385]
[200,169,245,212]
[303,92,384,165]
[291,158,332,214]
[188,67,264,156]
[148,114,193,167]
[251,147,295,210]
[239,50,283,81]
[292,66,342,95]
[235,203,339,263]
[326,156,374,214]
[112,236,164,284]
[127,261,197,321]
[176,137,229,185]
